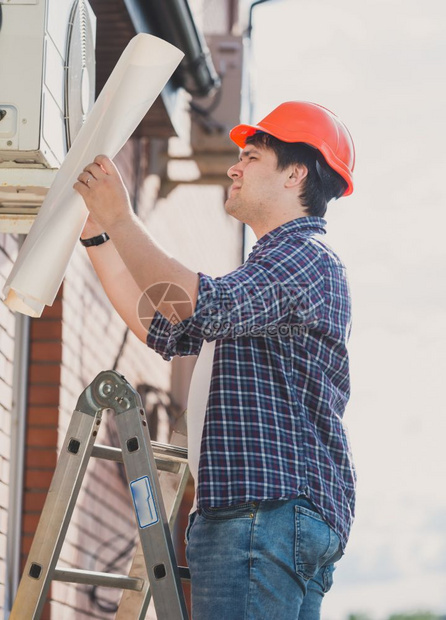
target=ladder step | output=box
[151,441,188,461]
[91,445,122,462]
[53,567,145,591]
[92,443,188,474]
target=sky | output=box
[249,0,446,618]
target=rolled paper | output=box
[3,34,184,317]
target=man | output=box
[74,101,356,619]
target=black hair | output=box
[245,132,348,217]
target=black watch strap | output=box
[80,232,110,247]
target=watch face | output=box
[64,0,96,151]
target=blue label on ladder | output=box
[130,476,159,528]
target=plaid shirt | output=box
[147,216,356,549]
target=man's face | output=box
[225,144,288,223]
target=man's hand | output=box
[74,155,133,233]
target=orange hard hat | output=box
[229,101,355,196]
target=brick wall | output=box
[20,288,63,619]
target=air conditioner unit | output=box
[0,0,96,232]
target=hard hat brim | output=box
[229,123,262,149]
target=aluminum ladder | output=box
[10,370,190,619]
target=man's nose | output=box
[227,162,242,180]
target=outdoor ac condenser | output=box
[0,0,96,232]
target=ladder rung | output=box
[92,445,122,462]
[53,567,145,591]
[152,441,188,461]
[92,443,188,462]
[92,444,188,474]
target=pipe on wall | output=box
[124,0,221,98]
[4,237,30,618]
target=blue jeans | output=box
[185,497,342,620]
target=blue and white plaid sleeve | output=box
[146,308,203,361]
[146,238,324,361]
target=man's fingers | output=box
[93,154,116,175]
[83,162,104,179]
[81,156,115,182]
[78,171,95,187]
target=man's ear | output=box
[284,164,308,189]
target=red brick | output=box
[26,427,58,449]
[23,512,41,534]
[21,534,33,556]
[40,294,63,319]
[30,342,62,362]
[24,469,54,490]
[26,449,57,469]
[27,406,59,426]
[23,490,49,512]
[29,364,61,384]
[28,385,60,406]
[30,321,62,341]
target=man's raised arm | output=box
[81,216,148,342]
[75,155,200,342]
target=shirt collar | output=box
[252,216,326,251]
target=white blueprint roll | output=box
[3,34,184,317]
